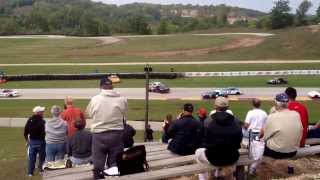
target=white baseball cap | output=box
[33,106,45,113]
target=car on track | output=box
[202,90,228,99]
[148,82,170,93]
[220,87,242,95]
[0,89,20,97]
[267,78,288,85]
[308,91,320,99]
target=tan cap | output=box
[215,97,229,108]
[33,106,45,113]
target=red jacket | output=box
[288,101,309,147]
[61,106,86,137]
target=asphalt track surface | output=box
[3,87,317,100]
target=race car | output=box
[219,87,242,95]
[201,90,228,99]
[308,91,320,99]
[267,78,288,85]
[148,82,170,93]
[0,89,20,97]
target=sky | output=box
[92,0,320,14]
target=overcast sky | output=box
[92,0,320,14]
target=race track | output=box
[3,87,317,100]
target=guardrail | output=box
[185,70,320,77]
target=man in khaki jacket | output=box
[263,93,302,159]
[86,77,128,179]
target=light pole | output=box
[144,64,153,142]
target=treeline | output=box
[0,0,264,36]
[0,0,319,36]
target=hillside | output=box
[0,0,265,36]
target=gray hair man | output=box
[86,77,128,179]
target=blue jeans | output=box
[28,139,46,175]
[307,128,320,138]
[46,143,66,162]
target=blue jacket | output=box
[167,115,202,155]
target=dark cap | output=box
[183,103,194,113]
[100,77,112,87]
[275,93,289,103]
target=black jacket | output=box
[123,124,136,148]
[24,115,46,141]
[167,115,202,155]
[204,111,243,166]
[67,130,92,158]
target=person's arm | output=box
[80,111,86,127]
[167,121,177,138]
[85,100,93,118]
[243,112,251,129]
[263,119,279,142]
[24,119,30,142]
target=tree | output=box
[270,0,294,29]
[157,20,169,34]
[317,5,320,22]
[296,0,312,26]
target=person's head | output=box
[74,119,85,130]
[100,77,113,90]
[165,114,173,122]
[215,97,229,112]
[198,107,207,118]
[51,105,62,118]
[183,103,194,116]
[252,98,261,108]
[64,96,73,107]
[285,87,297,101]
[274,93,289,110]
[33,106,45,117]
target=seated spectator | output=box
[242,98,267,139]
[67,119,92,166]
[263,93,303,159]
[167,103,202,156]
[146,124,154,142]
[123,123,136,148]
[285,87,309,147]
[24,106,46,176]
[162,114,173,143]
[45,106,68,162]
[196,97,243,179]
[307,121,320,138]
[61,96,86,137]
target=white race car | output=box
[0,89,20,97]
[308,91,320,99]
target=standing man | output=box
[167,103,202,156]
[285,87,309,147]
[243,98,268,139]
[24,106,46,176]
[61,96,86,137]
[86,78,128,179]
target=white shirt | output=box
[245,108,267,131]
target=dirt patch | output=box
[305,25,320,33]
[89,36,122,46]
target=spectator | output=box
[86,77,127,179]
[67,119,92,166]
[146,124,154,142]
[162,114,173,143]
[123,123,136,148]
[243,98,267,139]
[61,96,86,137]
[167,103,202,156]
[196,97,243,179]
[45,106,68,162]
[197,107,208,126]
[308,121,320,138]
[263,93,303,159]
[285,87,309,147]
[24,106,46,176]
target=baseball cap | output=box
[100,77,112,86]
[183,103,194,113]
[275,93,289,103]
[33,106,45,113]
[215,97,229,108]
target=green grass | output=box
[1,99,320,123]
[1,76,320,89]
[2,63,320,75]
[0,27,320,64]
[0,127,160,180]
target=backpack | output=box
[116,145,149,175]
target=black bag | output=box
[117,145,149,175]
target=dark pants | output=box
[307,128,320,138]
[28,139,46,175]
[264,145,296,159]
[92,130,123,173]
